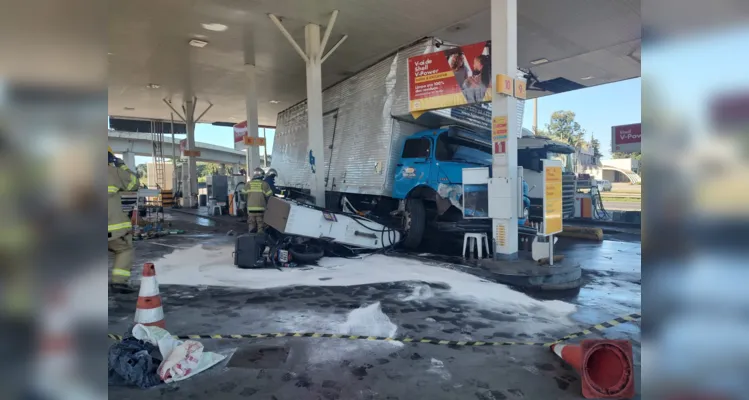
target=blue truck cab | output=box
[392,126,530,248]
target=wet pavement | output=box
[109,210,641,399]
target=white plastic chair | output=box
[463,232,490,259]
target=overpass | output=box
[108,130,246,167]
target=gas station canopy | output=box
[108,0,641,126]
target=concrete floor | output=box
[109,210,641,399]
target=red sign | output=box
[233,121,248,143]
[612,123,641,153]
[408,41,492,113]
[493,140,506,154]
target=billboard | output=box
[611,123,641,153]
[408,41,493,113]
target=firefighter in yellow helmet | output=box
[243,167,273,233]
[108,146,140,292]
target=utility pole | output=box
[533,97,538,134]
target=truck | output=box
[271,38,576,248]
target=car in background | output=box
[599,179,612,192]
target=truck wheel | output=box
[403,198,425,249]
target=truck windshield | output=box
[547,151,575,173]
[435,133,491,165]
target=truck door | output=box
[393,137,433,199]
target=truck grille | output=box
[562,173,576,218]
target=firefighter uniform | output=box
[244,176,273,233]
[108,160,140,285]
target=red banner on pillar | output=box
[234,121,248,150]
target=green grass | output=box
[601,196,641,203]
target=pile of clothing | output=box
[108,324,226,389]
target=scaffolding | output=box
[151,120,167,189]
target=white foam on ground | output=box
[427,358,451,380]
[152,244,576,317]
[341,302,398,338]
[258,302,401,365]
[400,284,434,302]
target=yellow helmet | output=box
[108,146,113,154]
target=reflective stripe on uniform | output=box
[126,173,138,190]
[108,186,119,193]
[247,206,265,212]
[248,181,264,193]
[112,268,131,277]
[108,222,132,232]
[264,189,273,196]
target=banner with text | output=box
[408,41,492,113]
[542,159,563,236]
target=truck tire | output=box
[289,243,325,263]
[403,198,425,249]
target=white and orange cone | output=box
[134,263,165,329]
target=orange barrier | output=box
[551,339,634,398]
[134,263,166,328]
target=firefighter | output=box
[108,146,140,292]
[244,167,273,234]
[264,168,278,195]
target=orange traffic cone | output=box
[551,339,635,399]
[134,263,165,328]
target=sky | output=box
[132,78,640,165]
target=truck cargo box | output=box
[272,38,526,198]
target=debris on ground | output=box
[108,337,162,389]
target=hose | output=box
[591,187,610,220]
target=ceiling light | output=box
[530,58,549,65]
[146,83,160,89]
[269,100,280,104]
[580,76,594,80]
[189,39,208,48]
[124,107,135,111]
[201,23,227,32]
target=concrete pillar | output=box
[305,23,326,207]
[185,99,198,208]
[121,151,136,172]
[244,64,261,179]
[491,0,519,259]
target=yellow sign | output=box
[492,116,508,140]
[514,79,527,100]
[496,74,513,96]
[243,136,267,146]
[543,163,563,235]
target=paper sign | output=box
[496,74,513,96]
[542,160,563,236]
[514,79,527,100]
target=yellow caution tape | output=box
[108,312,640,346]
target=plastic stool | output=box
[463,233,490,259]
[210,204,222,216]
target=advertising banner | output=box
[233,121,248,150]
[408,41,493,113]
[542,159,563,236]
[611,123,641,153]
